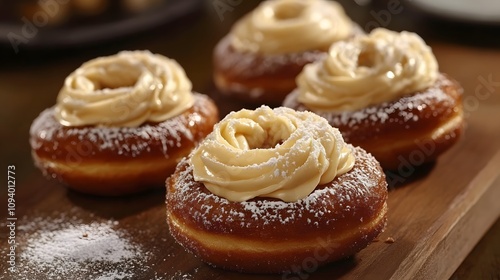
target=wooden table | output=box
[1,1,499,279]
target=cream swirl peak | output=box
[230,0,354,55]
[297,28,439,112]
[55,50,194,127]
[190,106,355,202]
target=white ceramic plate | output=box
[410,0,500,24]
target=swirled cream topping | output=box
[230,0,354,55]
[297,28,439,112]
[190,106,355,202]
[55,50,194,127]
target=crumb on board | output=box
[385,237,395,244]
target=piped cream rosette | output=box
[297,28,439,112]
[230,0,354,54]
[190,106,355,202]
[55,50,194,127]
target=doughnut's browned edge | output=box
[284,74,465,170]
[166,146,388,273]
[29,93,219,196]
[213,35,326,106]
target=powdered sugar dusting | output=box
[23,222,136,264]
[214,35,327,78]
[2,212,158,279]
[29,94,213,159]
[30,109,192,158]
[283,74,459,138]
[169,269,198,280]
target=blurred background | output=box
[0,0,499,56]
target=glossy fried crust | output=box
[213,35,327,106]
[284,74,465,170]
[166,146,388,273]
[30,93,219,196]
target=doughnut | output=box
[284,28,464,170]
[30,94,218,196]
[30,51,219,196]
[285,74,463,170]
[213,0,361,106]
[166,106,388,273]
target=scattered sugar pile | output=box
[2,213,161,279]
[23,221,135,265]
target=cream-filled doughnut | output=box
[30,51,219,196]
[213,0,361,105]
[284,28,464,170]
[166,106,387,273]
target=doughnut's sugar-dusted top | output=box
[167,146,387,238]
[55,50,194,127]
[214,35,327,80]
[190,106,354,202]
[284,74,462,141]
[30,94,214,161]
[297,28,439,112]
[230,0,354,55]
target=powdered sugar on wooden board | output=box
[1,211,166,279]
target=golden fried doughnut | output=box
[284,74,464,170]
[213,35,328,106]
[166,146,387,273]
[213,0,361,106]
[30,93,218,196]
[166,106,387,273]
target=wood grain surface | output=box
[1,1,499,279]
